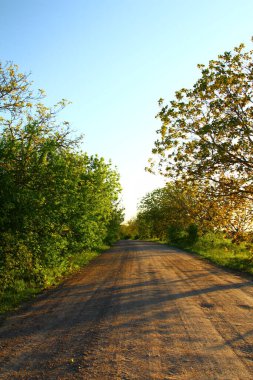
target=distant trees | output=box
[120,218,139,240]
[0,63,123,292]
[135,181,253,243]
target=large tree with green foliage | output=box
[150,42,253,199]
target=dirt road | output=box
[0,241,253,379]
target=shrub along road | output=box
[0,240,253,379]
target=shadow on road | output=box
[1,240,253,378]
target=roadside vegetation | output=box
[122,40,253,276]
[0,63,123,314]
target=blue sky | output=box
[1,0,253,220]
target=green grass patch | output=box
[0,281,40,315]
[170,232,253,276]
[0,248,105,316]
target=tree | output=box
[137,188,171,239]
[0,62,123,292]
[120,218,139,239]
[150,42,253,199]
[136,181,253,242]
[105,205,124,245]
[0,62,39,117]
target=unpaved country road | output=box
[0,241,253,380]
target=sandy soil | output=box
[0,240,253,379]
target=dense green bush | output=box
[187,224,198,244]
[167,224,187,244]
[0,63,123,300]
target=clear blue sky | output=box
[1,0,253,220]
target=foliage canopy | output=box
[0,62,123,294]
[150,43,253,198]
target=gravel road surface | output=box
[0,240,253,379]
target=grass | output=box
[0,248,105,316]
[0,281,41,315]
[170,232,253,276]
